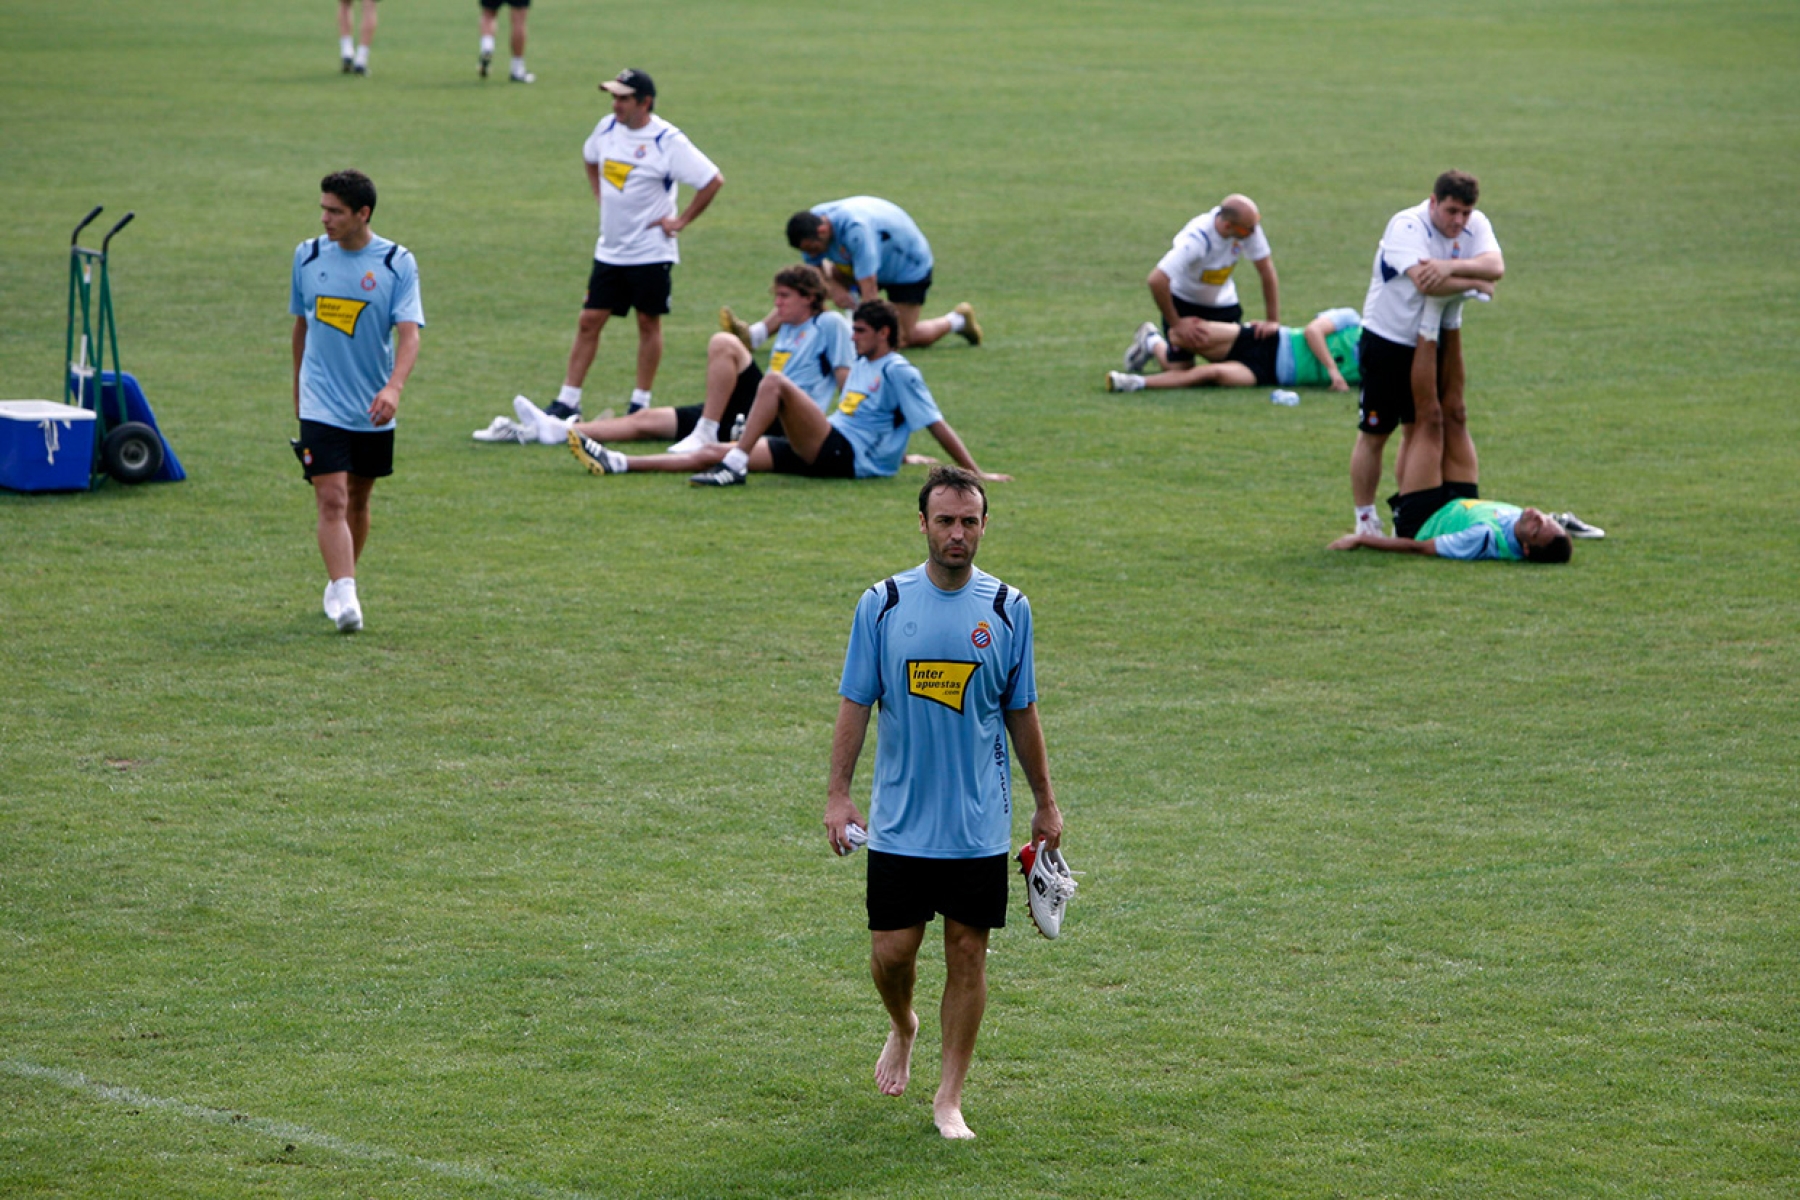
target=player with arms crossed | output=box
[290,168,423,632]
[825,466,1064,1140]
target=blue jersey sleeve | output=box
[821,312,854,373]
[837,216,880,281]
[1002,592,1037,710]
[390,251,425,327]
[1431,527,1497,560]
[290,241,308,317]
[892,361,942,431]
[838,585,885,705]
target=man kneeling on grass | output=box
[568,299,1010,487]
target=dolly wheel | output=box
[102,422,165,484]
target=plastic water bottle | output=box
[1270,389,1300,407]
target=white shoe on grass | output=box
[1124,321,1159,372]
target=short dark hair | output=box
[772,263,828,313]
[1524,532,1572,564]
[1433,170,1479,206]
[785,210,826,249]
[321,169,377,216]
[919,465,987,518]
[852,299,899,348]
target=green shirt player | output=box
[1107,307,1364,394]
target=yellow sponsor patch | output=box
[315,296,368,337]
[602,159,636,190]
[769,350,793,376]
[907,660,980,713]
[837,390,866,415]
[1200,265,1236,286]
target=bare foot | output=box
[875,1014,918,1097]
[933,1101,975,1140]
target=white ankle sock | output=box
[722,447,749,475]
[557,385,582,406]
[1355,504,1377,523]
[354,45,369,67]
[693,417,720,442]
[629,389,652,410]
[341,35,355,58]
[946,311,967,333]
[480,35,495,54]
[748,321,769,349]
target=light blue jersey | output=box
[840,565,1038,859]
[1275,307,1362,387]
[769,311,853,409]
[290,234,424,431]
[827,352,942,478]
[807,197,933,287]
[1422,500,1525,561]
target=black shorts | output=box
[1163,296,1243,364]
[1357,328,1418,435]
[766,426,857,478]
[480,0,528,10]
[584,260,672,316]
[884,272,932,307]
[866,849,1010,932]
[671,364,772,441]
[1390,486,1450,539]
[295,419,393,481]
[1224,324,1279,386]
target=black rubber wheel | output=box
[101,422,165,484]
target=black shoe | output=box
[479,50,492,78]
[544,400,580,421]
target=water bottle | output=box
[1270,389,1300,407]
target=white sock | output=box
[693,417,720,443]
[1355,504,1378,524]
[511,56,526,75]
[354,45,369,68]
[629,388,652,410]
[1149,332,1169,357]
[748,321,769,349]
[333,576,358,600]
[722,447,749,475]
[557,385,582,407]
[480,35,495,55]
[1113,373,1146,392]
[341,35,355,58]
[946,311,967,333]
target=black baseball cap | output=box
[599,68,655,99]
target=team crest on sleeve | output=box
[970,621,992,650]
[907,660,979,713]
[315,296,369,337]
[602,159,635,190]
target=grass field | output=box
[3,1,1798,1196]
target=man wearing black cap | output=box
[545,68,724,422]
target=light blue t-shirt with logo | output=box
[807,197,934,287]
[840,565,1038,860]
[827,352,942,478]
[769,311,854,409]
[290,233,424,432]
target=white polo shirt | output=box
[1155,207,1273,309]
[1361,199,1500,346]
[582,114,720,266]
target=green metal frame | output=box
[65,206,135,485]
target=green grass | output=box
[3,1,1798,1196]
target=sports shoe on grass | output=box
[323,582,342,621]
[1124,321,1159,372]
[335,591,363,634]
[1017,840,1077,939]
[1552,511,1605,539]
[953,302,982,346]
[665,428,712,456]
[511,68,535,84]
[689,462,746,487]
[568,430,625,475]
[544,399,581,421]
[1106,371,1145,393]
[472,415,530,443]
[479,49,491,78]
[342,55,354,74]
[720,306,752,350]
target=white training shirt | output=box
[1154,207,1273,309]
[582,113,720,266]
[1361,199,1500,346]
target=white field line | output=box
[2,1058,601,1200]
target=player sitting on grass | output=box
[569,300,1009,487]
[477,265,853,451]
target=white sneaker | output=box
[1355,515,1385,538]
[1106,371,1145,393]
[323,581,342,620]
[1123,321,1159,372]
[1551,512,1606,539]
[334,589,363,633]
[1018,840,1077,939]
[472,415,530,443]
[666,428,712,455]
[836,822,869,856]
[513,394,571,445]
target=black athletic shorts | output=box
[1163,296,1243,363]
[480,0,529,11]
[884,272,932,307]
[295,419,393,481]
[672,363,768,441]
[766,426,857,478]
[584,260,672,316]
[1225,324,1279,386]
[866,849,1010,932]
[1390,485,1450,540]
[1357,328,1418,435]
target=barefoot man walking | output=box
[824,465,1064,1139]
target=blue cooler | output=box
[0,400,96,492]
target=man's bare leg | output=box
[345,474,375,565]
[702,333,752,420]
[1141,361,1258,390]
[634,312,663,393]
[933,918,989,1140]
[563,308,610,392]
[1350,431,1391,509]
[1437,327,1478,484]
[569,407,679,442]
[1394,336,1443,496]
[871,925,925,1097]
[897,304,952,349]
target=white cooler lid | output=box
[0,400,96,422]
